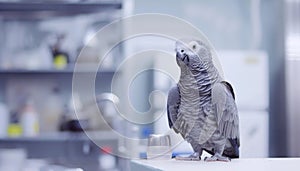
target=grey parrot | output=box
[167,39,240,162]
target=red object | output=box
[101,146,112,154]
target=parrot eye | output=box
[192,44,196,50]
[181,49,184,53]
[189,41,198,51]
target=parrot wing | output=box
[167,85,180,130]
[212,81,240,141]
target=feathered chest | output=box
[178,69,213,107]
[174,69,219,143]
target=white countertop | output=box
[131,158,300,171]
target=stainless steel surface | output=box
[285,0,300,157]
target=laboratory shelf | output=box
[0,1,122,19]
[0,131,119,164]
[0,1,122,12]
[0,131,118,142]
[0,65,118,74]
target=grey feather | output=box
[169,39,240,159]
[167,86,180,130]
[212,82,239,139]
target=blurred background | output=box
[0,0,299,170]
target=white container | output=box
[147,134,172,160]
[0,148,27,171]
[20,102,39,137]
[0,103,9,137]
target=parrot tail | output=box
[223,138,240,158]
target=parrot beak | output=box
[176,52,181,59]
[176,52,184,61]
[176,52,189,63]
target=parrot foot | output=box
[204,153,231,162]
[175,152,201,161]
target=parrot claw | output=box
[175,152,201,161]
[204,153,231,162]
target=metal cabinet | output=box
[0,1,124,170]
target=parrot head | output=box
[175,39,212,72]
